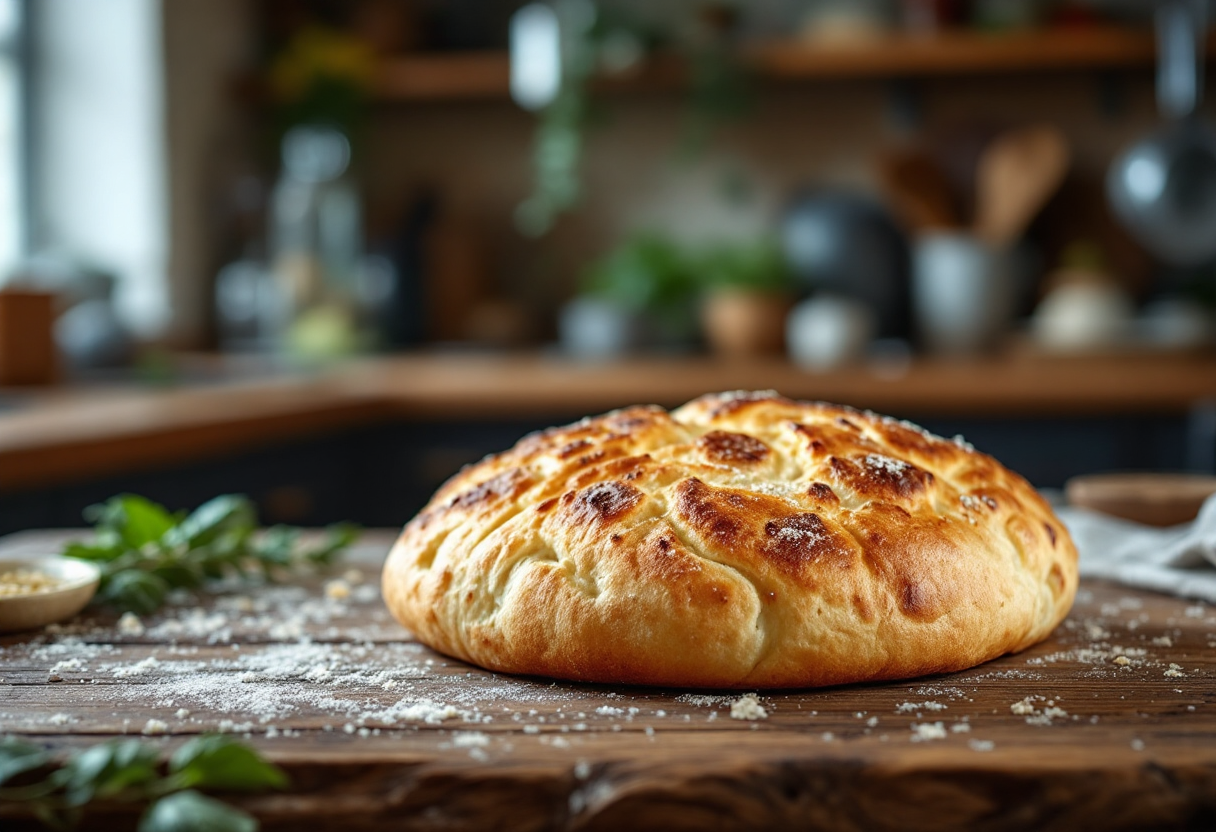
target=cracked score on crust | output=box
[381,391,1079,689]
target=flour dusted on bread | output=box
[382,391,1077,688]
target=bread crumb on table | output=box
[1010,698,1037,715]
[910,722,947,742]
[142,719,168,735]
[324,579,351,600]
[117,612,145,636]
[729,694,768,721]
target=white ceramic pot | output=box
[558,297,646,360]
[786,295,876,370]
[1032,281,1134,351]
[912,233,1014,355]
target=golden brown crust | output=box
[382,391,1078,688]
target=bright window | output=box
[0,0,23,272]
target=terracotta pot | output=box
[0,291,58,385]
[701,290,791,357]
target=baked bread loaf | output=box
[382,392,1077,688]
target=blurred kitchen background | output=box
[3,0,1216,534]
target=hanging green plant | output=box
[676,3,752,162]
[266,25,375,153]
[515,2,752,237]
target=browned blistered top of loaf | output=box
[382,391,1078,689]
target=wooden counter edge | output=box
[3,352,1216,494]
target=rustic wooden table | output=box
[1,530,1214,831]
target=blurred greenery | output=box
[0,734,287,831]
[578,232,793,334]
[64,493,357,615]
[698,238,793,295]
[267,26,373,152]
[581,233,698,314]
[519,3,751,236]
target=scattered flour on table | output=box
[448,731,490,748]
[1009,697,1070,726]
[675,694,736,708]
[895,701,946,714]
[112,657,168,678]
[49,658,86,675]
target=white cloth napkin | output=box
[1055,492,1216,602]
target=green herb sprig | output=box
[0,734,287,831]
[63,494,358,615]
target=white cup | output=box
[786,295,876,370]
[912,233,1014,355]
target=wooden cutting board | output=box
[1,530,1214,831]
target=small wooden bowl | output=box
[1065,472,1216,527]
[0,557,100,632]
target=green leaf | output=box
[149,563,205,591]
[165,496,256,549]
[98,570,170,616]
[169,736,288,792]
[252,526,298,568]
[139,790,258,832]
[66,491,353,616]
[300,524,360,567]
[59,739,160,807]
[62,540,126,563]
[0,737,49,786]
[33,801,76,831]
[86,495,177,549]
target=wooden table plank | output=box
[2,530,1215,831]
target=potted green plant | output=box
[699,239,793,357]
[559,233,699,358]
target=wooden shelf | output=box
[748,26,1168,79]
[371,26,1176,102]
[373,50,508,101]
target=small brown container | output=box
[1066,472,1216,527]
[0,290,58,385]
[701,290,791,357]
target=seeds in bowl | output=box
[0,569,63,597]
